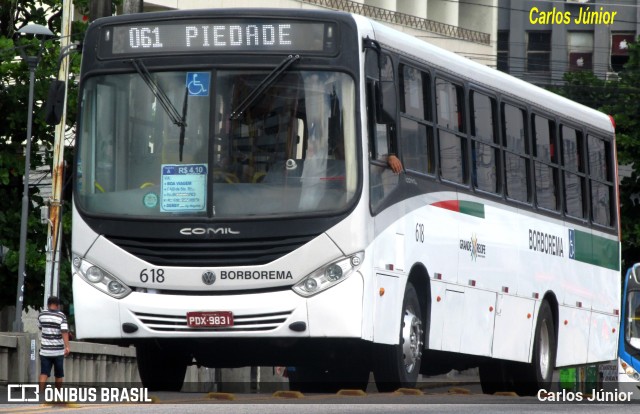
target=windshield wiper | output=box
[229,54,300,120]
[130,59,187,128]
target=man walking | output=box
[38,296,70,390]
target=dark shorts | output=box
[40,355,64,378]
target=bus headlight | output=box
[293,252,363,297]
[74,256,132,299]
[86,267,105,283]
[625,366,640,381]
[621,361,640,381]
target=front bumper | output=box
[73,270,364,340]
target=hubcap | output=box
[402,308,423,374]
[539,319,550,379]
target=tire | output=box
[136,342,188,391]
[479,360,511,395]
[513,301,556,396]
[373,282,424,392]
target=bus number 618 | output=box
[140,268,165,283]
[415,223,424,243]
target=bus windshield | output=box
[627,291,640,350]
[76,69,357,218]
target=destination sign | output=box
[102,20,337,56]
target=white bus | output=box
[72,8,621,393]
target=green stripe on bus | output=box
[459,201,485,219]
[573,229,619,271]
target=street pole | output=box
[13,24,54,332]
[44,0,74,307]
[13,63,37,333]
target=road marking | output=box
[393,388,423,396]
[272,390,304,399]
[448,387,471,395]
[336,389,366,396]
[206,392,235,401]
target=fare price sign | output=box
[101,20,337,57]
[161,164,207,212]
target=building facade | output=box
[498,0,640,86]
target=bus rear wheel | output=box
[513,301,556,396]
[373,282,424,392]
[136,341,189,391]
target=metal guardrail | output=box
[0,333,286,391]
[297,0,491,45]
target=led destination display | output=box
[102,20,337,56]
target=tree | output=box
[553,40,640,270]
[0,0,89,312]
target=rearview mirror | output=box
[44,80,66,125]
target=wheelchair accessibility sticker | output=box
[186,72,210,96]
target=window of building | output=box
[527,32,551,72]
[470,91,499,193]
[568,32,594,71]
[497,31,509,73]
[502,103,530,203]
[611,33,635,72]
[436,78,466,184]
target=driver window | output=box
[366,50,399,213]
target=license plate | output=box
[186,311,233,328]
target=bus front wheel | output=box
[136,341,189,391]
[373,282,424,392]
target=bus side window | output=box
[470,91,499,194]
[366,53,396,161]
[366,51,399,212]
[532,114,559,211]
[588,134,614,226]
[502,103,531,203]
[435,78,467,184]
[399,65,435,176]
[560,125,586,219]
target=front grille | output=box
[105,234,316,267]
[133,310,292,332]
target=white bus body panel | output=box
[372,272,402,344]
[73,269,364,339]
[367,188,618,364]
[83,233,343,291]
[556,306,591,366]
[493,294,535,362]
[587,311,619,363]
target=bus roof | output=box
[361,17,614,136]
[88,8,613,135]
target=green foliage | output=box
[553,39,640,270]
[0,0,83,312]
